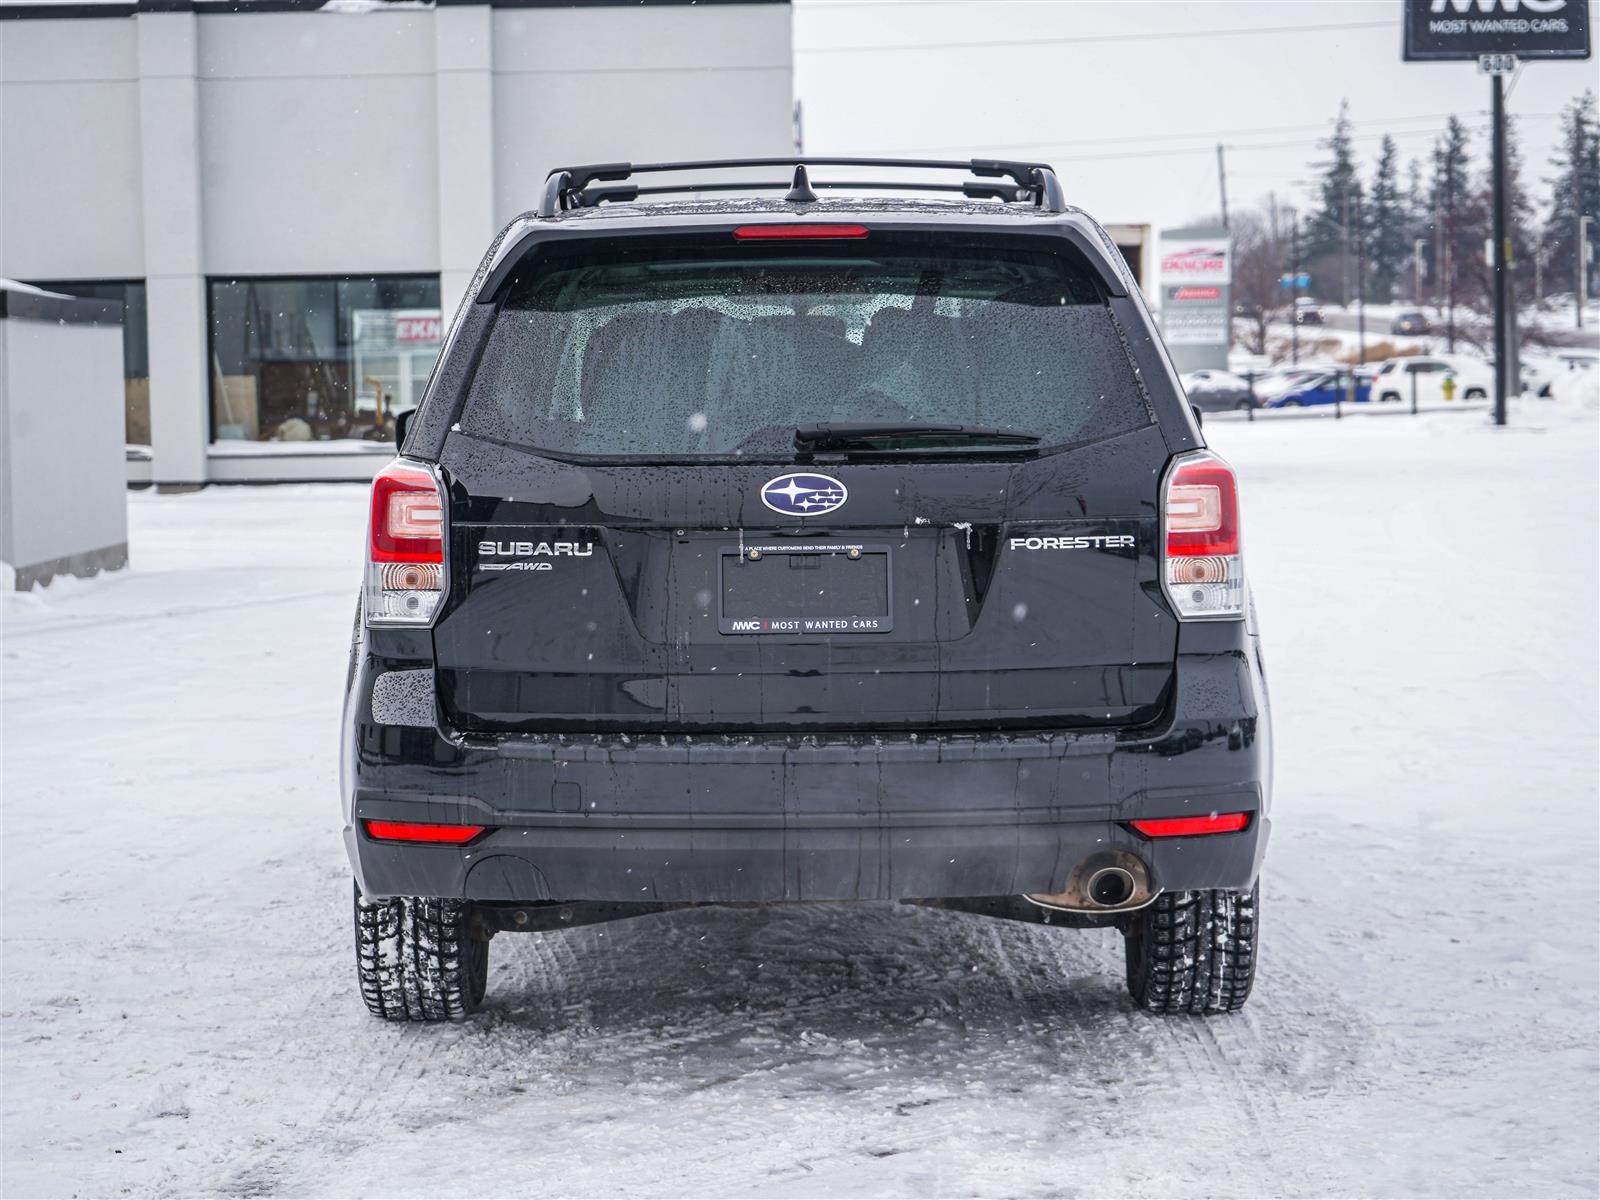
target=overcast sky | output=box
[792,0,1600,232]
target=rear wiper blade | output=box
[794,422,1043,451]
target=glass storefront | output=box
[207,275,441,445]
[29,280,150,447]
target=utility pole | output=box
[1414,236,1427,305]
[1341,178,1352,308]
[1445,226,1455,351]
[1491,70,1509,426]
[1290,211,1301,364]
[1580,214,1592,329]
[1217,143,1230,228]
[1355,186,1367,364]
[1440,209,1452,320]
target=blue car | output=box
[1263,371,1371,408]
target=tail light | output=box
[363,820,484,845]
[1161,449,1244,620]
[366,459,446,626]
[1129,812,1251,838]
[733,224,869,240]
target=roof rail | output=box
[537,157,1065,217]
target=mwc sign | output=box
[1404,0,1590,59]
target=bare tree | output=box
[1229,200,1290,355]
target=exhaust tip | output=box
[1086,866,1135,908]
[1025,851,1154,914]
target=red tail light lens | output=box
[366,460,446,626]
[370,461,444,563]
[733,224,869,240]
[1129,812,1251,838]
[1161,449,1244,619]
[364,820,485,845]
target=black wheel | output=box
[1380,391,1401,404]
[1234,398,1254,410]
[1124,885,1258,1015]
[1464,387,1487,400]
[1281,398,1302,407]
[353,882,490,1022]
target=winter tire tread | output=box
[353,884,489,1022]
[1124,884,1258,1015]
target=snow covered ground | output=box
[4,390,1597,1198]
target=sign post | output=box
[1402,0,1591,427]
[1490,65,1510,427]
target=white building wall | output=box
[137,12,210,484]
[490,5,796,225]
[198,11,441,277]
[434,6,496,320]
[0,20,146,280]
[0,2,796,484]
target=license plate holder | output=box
[718,542,893,635]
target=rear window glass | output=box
[461,231,1150,458]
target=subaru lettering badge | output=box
[759,472,848,518]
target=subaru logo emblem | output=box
[760,472,848,518]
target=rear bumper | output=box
[343,628,1272,904]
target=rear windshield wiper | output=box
[794,422,1043,452]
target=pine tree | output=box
[1367,136,1407,303]
[1541,90,1600,306]
[1306,100,1360,301]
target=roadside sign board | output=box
[1157,238,1231,285]
[1162,288,1229,346]
[1159,226,1232,370]
[1402,0,1591,61]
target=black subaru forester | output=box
[342,158,1270,1021]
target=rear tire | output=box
[1464,387,1487,400]
[1124,885,1258,1015]
[354,883,490,1022]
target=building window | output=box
[207,275,442,445]
[27,280,150,447]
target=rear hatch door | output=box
[432,222,1177,732]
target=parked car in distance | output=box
[1253,365,1334,400]
[1180,368,1258,410]
[1370,355,1491,404]
[1293,298,1324,325]
[1390,310,1430,336]
[1521,352,1598,397]
[1261,371,1370,407]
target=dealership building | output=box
[1,0,1156,485]
[0,0,794,483]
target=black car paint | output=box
[343,200,1270,907]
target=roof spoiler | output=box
[537,157,1066,217]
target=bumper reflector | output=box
[1129,812,1251,838]
[363,820,486,845]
